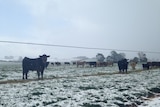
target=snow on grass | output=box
[0,62,160,107]
[139,97,160,107]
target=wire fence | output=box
[0,40,160,54]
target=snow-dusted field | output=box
[0,62,160,107]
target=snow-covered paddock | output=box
[0,62,160,107]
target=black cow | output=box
[51,62,54,66]
[22,54,50,79]
[55,62,61,66]
[87,62,97,67]
[118,59,128,73]
[152,62,160,68]
[142,63,150,70]
[72,62,76,65]
[64,62,70,65]
[142,62,160,70]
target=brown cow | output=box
[77,61,85,67]
[130,61,137,70]
[106,61,114,66]
[96,61,107,67]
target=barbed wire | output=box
[0,40,160,54]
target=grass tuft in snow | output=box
[81,103,102,107]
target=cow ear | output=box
[39,54,50,57]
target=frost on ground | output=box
[0,62,160,107]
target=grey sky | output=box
[0,0,160,60]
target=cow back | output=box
[22,57,45,71]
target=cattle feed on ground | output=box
[22,54,50,79]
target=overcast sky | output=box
[0,0,160,60]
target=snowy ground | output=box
[0,61,160,107]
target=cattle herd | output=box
[142,62,160,70]
[22,54,160,79]
[51,61,114,68]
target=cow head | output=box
[39,54,50,64]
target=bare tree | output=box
[110,51,126,62]
[96,53,105,62]
[106,56,114,62]
[138,52,147,62]
[133,57,139,63]
[4,56,14,60]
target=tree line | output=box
[96,51,148,63]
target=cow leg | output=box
[23,72,28,79]
[125,69,127,73]
[23,70,28,79]
[23,69,25,79]
[122,69,124,73]
[37,71,40,79]
[25,73,28,79]
[23,72,25,79]
[41,71,43,79]
[119,68,122,73]
[119,69,122,73]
